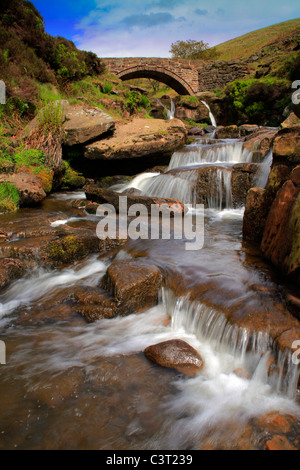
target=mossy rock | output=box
[47,236,89,264]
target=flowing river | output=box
[0,132,299,450]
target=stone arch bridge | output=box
[103,58,248,95]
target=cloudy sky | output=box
[35,0,300,57]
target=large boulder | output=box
[84,118,187,160]
[0,172,46,206]
[101,259,162,316]
[144,339,204,377]
[261,180,300,271]
[215,125,239,139]
[243,188,269,243]
[25,100,115,148]
[63,104,115,146]
[273,124,300,164]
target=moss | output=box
[179,96,199,108]
[62,161,86,189]
[31,166,54,194]
[48,236,88,264]
[287,193,300,274]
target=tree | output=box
[169,39,219,60]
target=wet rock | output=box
[243,188,270,243]
[71,199,99,214]
[74,286,118,322]
[231,163,259,207]
[84,184,186,215]
[261,181,299,270]
[189,127,205,136]
[265,435,297,451]
[203,125,216,134]
[0,258,25,289]
[0,172,46,207]
[84,118,187,161]
[233,368,252,380]
[273,124,300,164]
[254,412,293,434]
[215,125,239,139]
[275,328,300,353]
[101,259,162,316]
[144,339,204,377]
[239,124,260,136]
[242,128,277,157]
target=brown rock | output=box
[0,172,46,206]
[0,258,25,289]
[291,166,300,186]
[101,259,162,316]
[231,163,259,208]
[280,112,300,129]
[144,339,204,377]
[239,124,260,136]
[261,180,299,268]
[215,125,239,139]
[63,104,115,146]
[84,118,187,160]
[243,188,270,243]
[74,287,117,322]
[273,124,300,163]
[265,435,297,451]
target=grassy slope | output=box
[215,18,300,60]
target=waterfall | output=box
[201,100,217,127]
[207,168,232,210]
[139,170,198,205]
[254,150,273,188]
[162,288,300,399]
[168,141,253,170]
[157,98,175,120]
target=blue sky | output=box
[34,0,300,57]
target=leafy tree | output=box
[169,39,219,60]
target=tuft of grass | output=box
[0,182,20,213]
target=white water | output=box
[4,287,298,448]
[168,141,253,170]
[201,100,217,127]
[0,256,107,320]
[112,172,160,193]
[254,150,273,189]
[157,98,175,120]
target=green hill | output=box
[215,18,300,60]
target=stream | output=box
[0,132,299,450]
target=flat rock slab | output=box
[84,118,187,160]
[101,258,162,316]
[144,339,204,377]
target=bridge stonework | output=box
[103,58,248,95]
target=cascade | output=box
[201,100,217,127]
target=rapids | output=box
[0,131,299,450]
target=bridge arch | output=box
[116,66,194,95]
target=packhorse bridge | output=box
[103,58,249,95]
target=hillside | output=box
[214,18,300,60]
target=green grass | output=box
[0,182,20,213]
[214,18,300,60]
